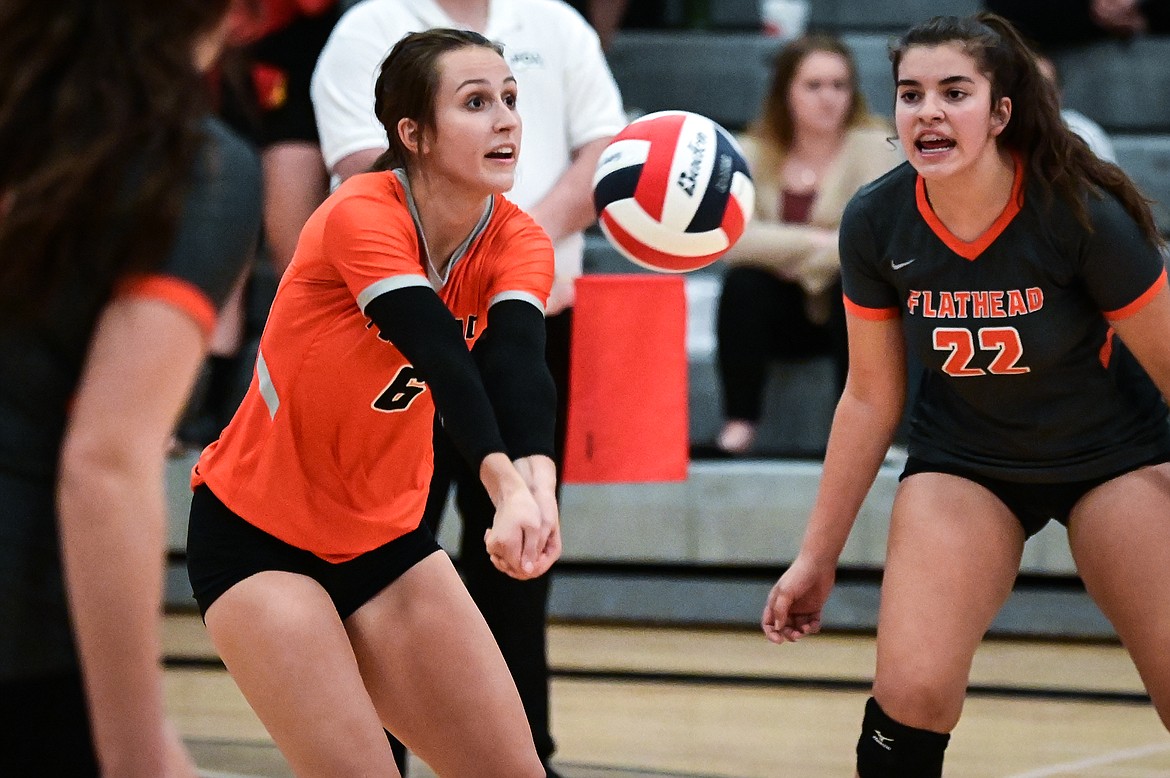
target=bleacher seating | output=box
[606,31,899,132]
[606,32,783,131]
[1054,39,1170,133]
[708,0,762,30]
[1114,134,1170,233]
[584,233,844,457]
[604,28,1170,255]
[841,32,897,117]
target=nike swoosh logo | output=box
[891,258,916,270]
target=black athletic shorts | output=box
[187,485,441,620]
[900,453,1170,537]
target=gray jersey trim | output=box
[357,275,432,313]
[393,168,493,289]
[490,290,546,315]
[256,348,279,419]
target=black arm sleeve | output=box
[364,286,506,469]
[471,298,557,459]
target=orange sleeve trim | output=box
[844,296,900,321]
[916,154,1024,261]
[1105,268,1167,321]
[116,274,217,336]
[1099,328,1115,368]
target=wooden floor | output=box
[164,615,1170,777]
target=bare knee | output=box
[872,677,963,734]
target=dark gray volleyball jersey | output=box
[0,117,260,485]
[0,116,260,679]
[841,161,1170,483]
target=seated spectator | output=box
[1035,52,1118,163]
[712,34,901,456]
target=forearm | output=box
[473,300,557,458]
[799,386,901,564]
[332,148,382,184]
[51,297,213,776]
[527,137,610,244]
[513,454,557,490]
[724,222,832,276]
[478,451,532,508]
[58,457,171,773]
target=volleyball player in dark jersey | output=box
[0,3,261,775]
[762,13,1170,777]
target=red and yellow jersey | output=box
[194,170,553,561]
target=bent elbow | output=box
[57,432,159,508]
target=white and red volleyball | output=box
[592,110,755,273]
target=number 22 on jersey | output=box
[933,326,1030,377]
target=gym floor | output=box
[165,615,1170,778]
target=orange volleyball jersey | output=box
[194,171,553,561]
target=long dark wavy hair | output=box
[891,13,1161,245]
[0,0,235,325]
[371,28,505,173]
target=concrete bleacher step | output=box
[547,565,1115,637]
[165,454,1077,574]
[164,455,1096,635]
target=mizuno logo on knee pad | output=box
[872,730,895,750]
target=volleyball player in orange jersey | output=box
[186,29,557,777]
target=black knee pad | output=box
[856,697,950,778]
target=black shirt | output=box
[842,161,1170,482]
[0,116,261,680]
